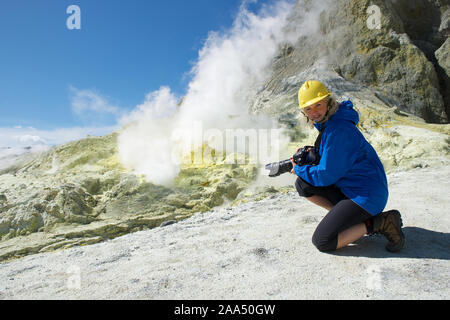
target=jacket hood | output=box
[314,100,359,131]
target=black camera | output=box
[265,146,319,177]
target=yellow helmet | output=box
[298,80,332,109]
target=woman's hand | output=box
[290,157,297,175]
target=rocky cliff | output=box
[253,0,449,123]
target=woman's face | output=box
[303,98,328,122]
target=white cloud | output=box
[69,86,125,124]
[0,125,118,148]
[15,134,47,144]
[0,125,118,170]
[0,84,122,165]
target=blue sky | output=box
[0,0,274,134]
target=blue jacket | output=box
[294,100,388,216]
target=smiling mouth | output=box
[312,115,325,122]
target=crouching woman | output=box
[291,80,405,252]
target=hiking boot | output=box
[372,210,405,252]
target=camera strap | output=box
[314,128,324,152]
[303,128,324,166]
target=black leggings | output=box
[295,177,372,252]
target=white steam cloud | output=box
[117,87,180,185]
[118,0,325,186]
